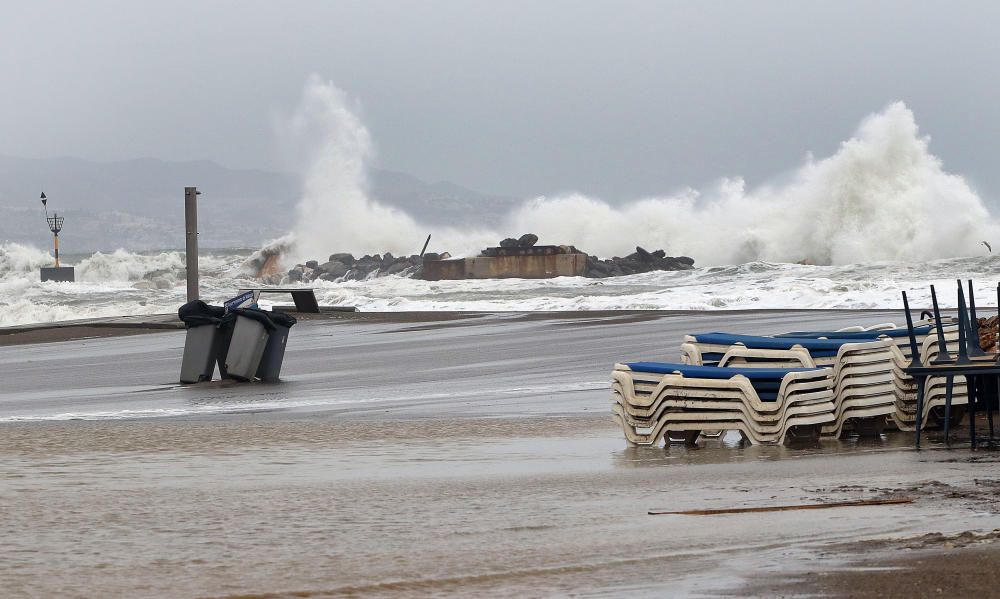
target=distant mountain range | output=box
[0,155,518,251]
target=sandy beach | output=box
[2,310,999,598]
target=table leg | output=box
[915,375,926,448]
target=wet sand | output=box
[2,310,998,597]
[735,530,1000,598]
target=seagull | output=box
[983,241,992,253]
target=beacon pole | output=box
[41,192,65,267]
[185,187,201,302]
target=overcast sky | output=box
[3,0,999,201]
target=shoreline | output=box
[0,306,920,347]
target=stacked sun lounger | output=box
[890,328,969,431]
[678,333,901,437]
[777,319,957,362]
[779,325,970,431]
[611,362,836,446]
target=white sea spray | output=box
[507,103,996,264]
[281,79,997,267]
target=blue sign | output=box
[224,291,256,312]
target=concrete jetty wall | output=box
[423,251,588,281]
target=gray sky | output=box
[3,0,999,201]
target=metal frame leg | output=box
[943,376,954,444]
[967,374,978,448]
[915,375,926,448]
[987,376,996,442]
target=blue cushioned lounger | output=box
[775,325,930,339]
[624,362,820,378]
[688,333,864,358]
[624,362,823,402]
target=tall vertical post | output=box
[185,187,200,302]
[53,220,60,267]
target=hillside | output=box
[0,155,517,251]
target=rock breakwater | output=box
[249,234,694,283]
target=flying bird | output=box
[983,241,992,253]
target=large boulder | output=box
[328,253,356,267]
[518,233,539,247]
[499,238,519,248]
[305,260,319,270]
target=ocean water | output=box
[5,87,1000,327]
[1,240,996,327]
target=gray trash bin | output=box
[223,311,271,381]
[180,325,218,383]
[178,300,227,384]
[255,312,297,382]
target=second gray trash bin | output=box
[223,309,273,381]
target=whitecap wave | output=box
[0,241,995,327]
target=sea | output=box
[0,240,996,327]
[4,98,1000,327]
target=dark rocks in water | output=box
[383,262,408,276]
[318,261,348,279]
[586,258,613,276]
[582,248,695,278]
[518,233,539,247]
[285,238,694,283]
